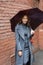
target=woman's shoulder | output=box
[15,23,21,30]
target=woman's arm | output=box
[15,26,22,51]
[15,26,22,56]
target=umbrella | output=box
[30,12,43,21]
[10,7,43,32]
[29,10,43,30]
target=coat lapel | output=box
[27,27,31,38]
[18,25,25,40]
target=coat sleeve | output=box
[15,26,22,51]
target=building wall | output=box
[38,24,43,50]
[0,0,32,65]
[39,0,43,10]
[38,0,43,50]
[0,0,43,65]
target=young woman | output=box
[15,15,35,65]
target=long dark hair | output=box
[18,15,31,28]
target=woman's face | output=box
[22,15,28,24]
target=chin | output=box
[24,23,26,24]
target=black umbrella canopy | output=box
[10,7,43,32]
[30,19,43,30]
[30,12,43,21]
[10,10,27,32]
[29,9,43,30]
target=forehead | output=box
[23,15,28,18]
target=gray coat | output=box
[15,23,34,65]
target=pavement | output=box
[33,50,43,65]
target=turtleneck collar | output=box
[22,23,27,27]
